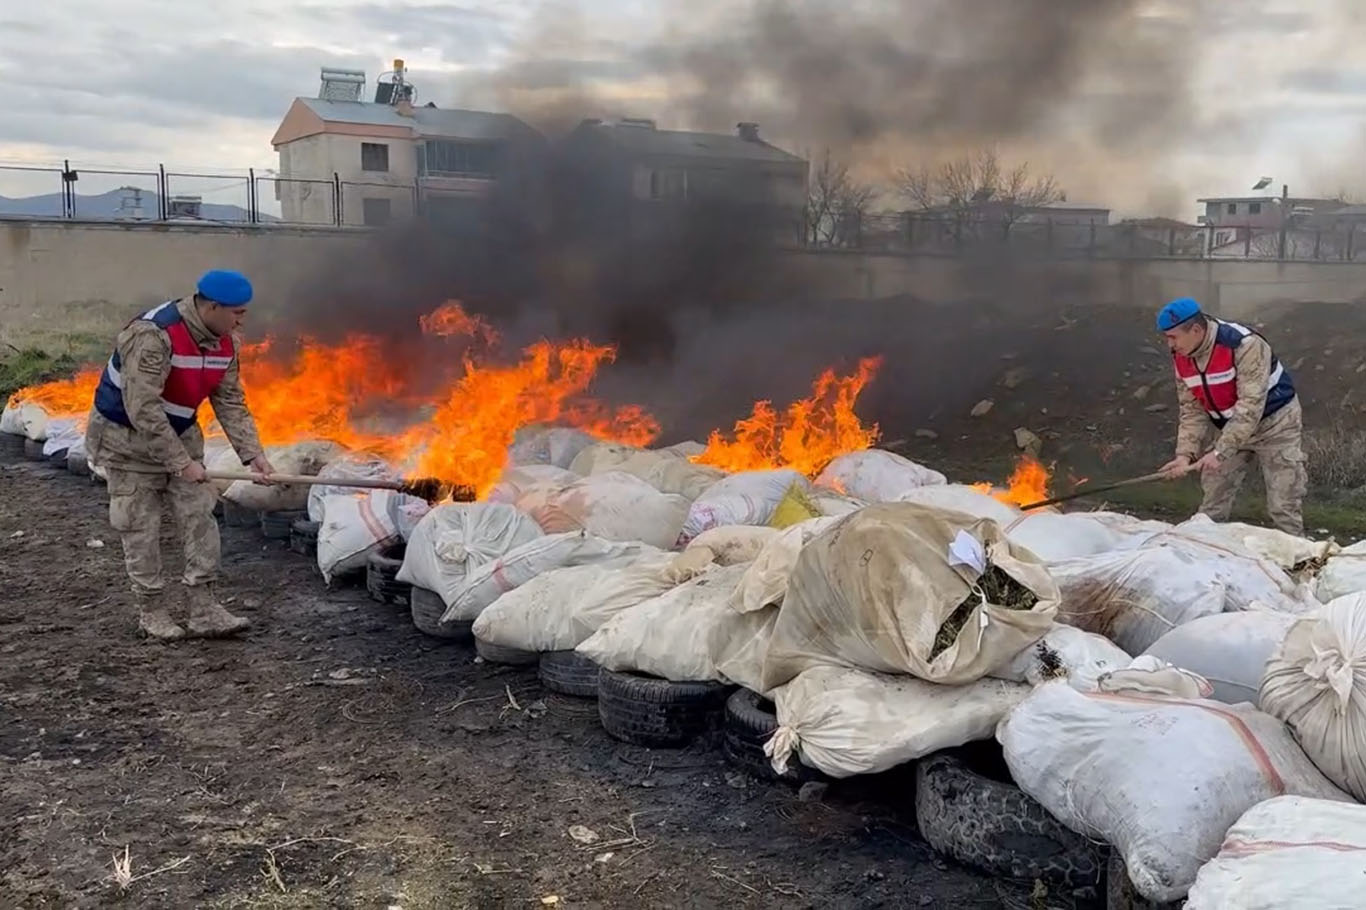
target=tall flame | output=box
[7,367,101,413]
[693,356,883,477]
[974,455,1052,507]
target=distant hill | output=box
[0,188,276,223]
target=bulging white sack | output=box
[576,563,769,686]
[1184,795,1366,910]
[0,400,30,434]
[470,553,679,653]
[813,449,947,502]
[1143,611,1304,705]
[41,417,83,456]
[679,469,810,544]
[894,484,1023,525]
[1259,593,1366,802]
[730,517,840,613]
[486,464,579,505]
[508,425,600,469]
[767,666,1028,779]
[512,471,689,550]
[1141,531,1319,615]
[761,502,1059,690]
[306,453,399,523]
[396,502,545,606]
[1004,511,1169,563]
[566,440,640,475]
[222,440,347,512]
[683,525,781,566]
[316,490,428,583]
[991,623,1133,692]
[442,531,660,623]
[998,681,1352,903]
[4,400,52,440]
[1314,541,1366,603]
[1168,514,1339,572]
[603,450,725,502]
[813,491,867,517]
[1096,654,1215,700]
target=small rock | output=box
[1132,384,1151,400]
[1013,428,1042,456]
[1001,367,1029,389]
[725,771,748,790]
[1292,357,1306,370]
[919,897,935,907]
[797,781,828,803]
[1144,403,1169,413]
[913,429,939,440]
[568,825,599,845]
[243,597,261,609]
[9,530,23,538]
[85,539,105,549]
[970,399,994,418]
[865,869,885,881]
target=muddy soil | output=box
[0,457,1038,909]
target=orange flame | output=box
[693,356,883,477]
[418,300,499,345]
[973,455,1052,507]
[7,367,101,414]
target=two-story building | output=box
[270,63,545,227]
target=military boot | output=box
[183,584,251,638]
[136,590,186,641]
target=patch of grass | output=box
[1305,420,1366,491]
[0,347,78,405]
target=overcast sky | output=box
[2,0,1364,217]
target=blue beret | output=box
[1156,297,1201,331]
[197,269,253,306]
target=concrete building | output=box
[270,62,545,227]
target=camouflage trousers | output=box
[1198,398,1308,537]
[105,468,220,595]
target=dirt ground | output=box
[0,456,1042,910]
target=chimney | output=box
[737,121,760,142]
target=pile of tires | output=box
[597,669,730,748]
[288,518,320,557]
[410,586,472,642]
[261,509,307,541]
[366,545,410,605]
[0,432,24,460]
[720,689,825,784]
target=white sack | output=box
[1143,611,1304,705]
[513,471,689,550]
[1184,795,1366,910]
[222,440,347,512]
[998,681,1352,903]
[576,564,768,686]
[1314,541,1366,603]
[761,502,1060,690]
[9,401,51,440]
[661,440,705,459]
[1168,514,1339,572]
[396,502,545,606]
[566,440,641,475]
[316,490,428,583]
[306,453,399,523]
[41,417,83,456]
[679,469,810,544]
[813,449,947,502]
[1260,593,1366,802]
[470,553,679,653]
[443,531,660,623]
[730,517,840,613]
[1140,531,1319,615]
[767,666,1028,779]
[683,525,781,566]
[602,450,725,501]
[0,401,29,434]
[813,492,867,517]
[508,425,600,469]
[1003,511,1169,563]
[486,464,579,505]
[992,623,1133,692]
[1097,654,1215,700]
[894,483,1023,525]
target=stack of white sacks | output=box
[314,426,1366,907]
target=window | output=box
[1227,202,1237,215]
[361,142,389,172]
[420,141,499,177]
[362,197,392,226]
[650,168,688,200]
[1249,202,1262,215]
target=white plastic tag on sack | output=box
[948,530,987,575]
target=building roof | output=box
[272,97,542,146]
[1197,195,1337,205]
[580,121,805,164]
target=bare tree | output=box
[805,150,878,247]
[895,148,1063,231]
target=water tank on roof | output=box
[319,67,365,102]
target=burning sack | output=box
[470,552,680,653]
[306,453,400,523]
[1259,593,1366,802]
[511,471,689,551]
[679,469,812,545]
[567,440,640,475]
[316,490,430,584]
[441,531,661,624]
[730,517,840,614]
[760,502,1060,691]
[894,484,1023,526]
[576,563,773,690]
[396,502,545,608]
[766,666,1028,779]
[991,623,1133,692]
[998,681,1353,903]
[1,400,51,440]
[813,449,947,503]
[486,464,579,505]
[220,440,347,512]
[1184,796,1366,910]
[1142,611,1304,705]
[1004,511,1169,563]
[1313,541,1366,603]
[507,425,600,469]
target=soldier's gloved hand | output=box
[1157,455,1193,479]
[177,461,209,484]
[248,454,277,486]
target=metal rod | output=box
[1018,471,1172,512]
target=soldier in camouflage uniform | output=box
[85,269,276,640]
[1155,297,1308,536]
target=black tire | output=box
[0,432,24,459]
[67,451,90,475]
[722,689,826,783]
[261,509,307,540]
[475,637,539,666]
[597,669,730,748]
[366,545,411,605]
[915,743,1108,900]
[46,447,70,468]
[221,500,259,528]
[22,438,45,461]
[539,650,601,697]
[410,586,473,641]
[1105,853,1182,910]
[289,518,320,557]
